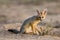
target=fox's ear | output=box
[42,8,47,15]
[36,9,40,15]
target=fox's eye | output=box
[42,17,44,18]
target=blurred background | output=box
[0,0,60,39]
[0,0,60,26]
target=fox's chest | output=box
[31,20,41,26]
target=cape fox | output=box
[8,9,47,35]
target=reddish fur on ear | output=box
[36,9,40,15]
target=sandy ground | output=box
[0,2,60,40]
[0,30,60,40]
[0,23,59,40]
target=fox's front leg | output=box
[30,24,36,34]
[32,25,36,34]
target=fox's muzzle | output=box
[38,17,42,21]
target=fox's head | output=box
[36,9,47,20]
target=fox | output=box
[8,9,47,35]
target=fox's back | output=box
[21,16,38,27]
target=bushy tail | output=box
[8,29,20,34]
